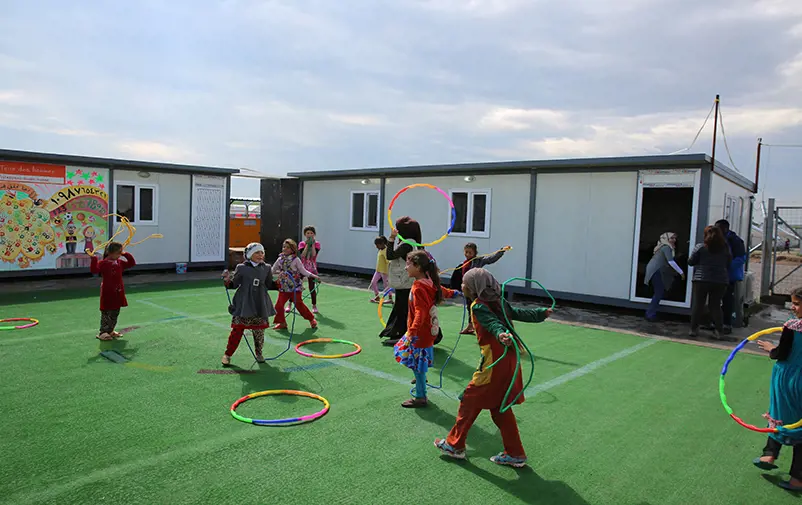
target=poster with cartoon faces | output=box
[0,161,109,271]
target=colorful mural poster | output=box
[0,161,109,271]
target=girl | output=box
[89,242,136,341]
[393,250,459,408]
[434,268,552,468]
[687,225,731,338]
[450,242,511,335]
[644,232,685,322]
[271,239,320,330]
[221,242,277,366]
[370,235,392,304]
[753,287,802,491]
[297,225,321,314]
[379,216,422,346]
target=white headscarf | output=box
[245,242,265,261]
[654,232,676,254]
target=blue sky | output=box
[1,0,801,204]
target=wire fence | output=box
[771,207,802,295]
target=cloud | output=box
[0,0,801,202]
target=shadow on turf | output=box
[312,312,346,330]
[761,474,802,496]
[86,339,140,365]
[416,404,590,504]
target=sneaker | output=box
[490,452,527,468]
[310,320,318,329]
[285,306,292,313]
[255,353,265,363]
[110,331,123,339]
[312,306,319,314]
[434,439,466,460]
[221,354,231,366]
[97,333,114,341]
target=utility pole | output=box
[754,137,762,194]
[711,94,720,170]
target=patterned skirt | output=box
[393,335,434,373]
[301,257,319,275]
[231,316,270,330]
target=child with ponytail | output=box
[393,250,460,408]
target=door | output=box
[630,169,700,308]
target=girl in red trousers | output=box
[89,242,136,341]
[221,242,277,366]
[271,239,320,330]
[434,268,552,468]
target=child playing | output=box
[370,235,393,304]
[221,242,277,366]
[272,239,320,330]
[449,243,511,335]
[393,250,459,408]
[753,287,802,490]
[434,268,552,468]
[89,242,136,341]
[297,225,321,314]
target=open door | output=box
[630,170,700,308]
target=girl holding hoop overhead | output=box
[89,242,136,341]
[752,287,802,491]
[271,239,320,330]
[379,217,422,346]
[393,250,459,408]
[434,268,552,468]
[221,242,277,366]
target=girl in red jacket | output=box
[393,250,458,408]
[89,242,136,340]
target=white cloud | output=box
[116,141,197,162]
[478,107,569,131]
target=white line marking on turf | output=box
[525,339,657,396]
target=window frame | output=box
[349,190,380,232]
[114,181,159,226]
[448,188,492,238]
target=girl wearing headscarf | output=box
[221,242,277,366]
[380,216,423,345]
[644,232,685,321]
[434,268,552,468]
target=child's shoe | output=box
[490,452,527,468]
[370,296,380,303]
[401,398,428,408]
[272,323,288,330]
[310,320,318,329]
[97,333,113,341]
[221,354,232,366]
[111,331,123,339]
[255,353,265,363]
[434,439,466,460]
[312,306,319,314]
[285,306,292,313]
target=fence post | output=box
[760,198,775,298]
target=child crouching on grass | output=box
[221,242,277,366]
[435,268,552,468]
[89,242,136,341]
[393,250,460,408]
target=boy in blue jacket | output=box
[716,219,746,334]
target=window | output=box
[449,189,491,238]
[350,191,379,231]
[115,182,158,225]
[723,194,742,236]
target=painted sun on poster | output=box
[0,161,109,271]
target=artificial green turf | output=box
[0,280,797,504]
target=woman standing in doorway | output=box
[644,232,686,322]
[688,225,732,338]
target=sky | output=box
[1,0,801,204]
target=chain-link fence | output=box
[771,207,802,295]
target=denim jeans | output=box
[646,272,665,320]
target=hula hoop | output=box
[230,390,330,426]
[387,184,456,247]
[295,338,362,359]
[378,287,394,328]
[719,327,802,433]
[0,318,39,331]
